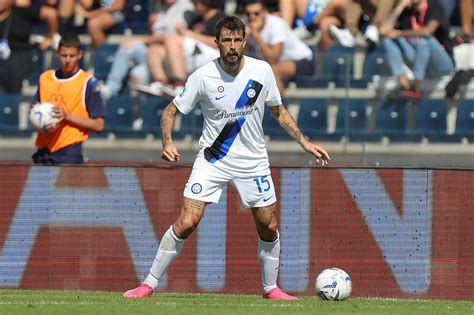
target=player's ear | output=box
[215,38,218,46]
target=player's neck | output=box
[218,57,244,77]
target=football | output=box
[316,267,352,301]
[29,102,62,133]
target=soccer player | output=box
[32,34,105,164]
[124,15,330,300]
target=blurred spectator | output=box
[32,34,105,164]
[53,0,125,48]
[101,0,194,99]
[0,0,58,93]
[150,0,224,92]
[278,0,348,52]
[278,0,330,28]
[329,0,397,48]
[439,0,473,43]
[246,0,313,94]
[380,0,454,99]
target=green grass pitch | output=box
[1,289,474,315]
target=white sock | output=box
[144,225,184,289]
[258,230,280,294]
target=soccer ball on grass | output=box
[29,102,62,133]
[315,267,352,301]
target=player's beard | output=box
[222,51,243,67]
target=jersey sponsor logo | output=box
[205,80,263,163]
[191,183,202,194]
[215,107,257,120]
[215,95,226,101]
[217,85,224,92]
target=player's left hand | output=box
[302,141,330,166]
[161,142,180,162]
[51,105,67,121]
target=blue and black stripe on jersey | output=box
[204,80,263,163]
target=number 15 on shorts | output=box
[253,175,271,193]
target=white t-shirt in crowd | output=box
[173,56,282,175]
[251,14,313,62]
[152,0,194,35]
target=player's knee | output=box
[257,219,277,233]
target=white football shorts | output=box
[183,155,277,208]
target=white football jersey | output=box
[173,56,282,175]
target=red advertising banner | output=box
[0,166,473,300]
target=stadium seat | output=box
[454,99,474,142]
[322,45,355,85]
[123,0,150,34]
[0,94,31,137]
[263,99,292,140]
[25,47,44,86]
[141,96,172,138]
[297,98,340,141]
[374,98,422,142]
[92,44,119,81]
[362,45,391,79]
[334,78,371,89]
[293,76,330,88]
[174,103,204,139]
[104,95,136,138]
[336,99,380,142]
[415,99,460,142]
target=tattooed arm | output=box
[269,105,330,165]
[160,103,181,162]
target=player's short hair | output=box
[58,34,82,51]
[215,16,246,40]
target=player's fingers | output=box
[317,146,331,161]
[161,151,176,162]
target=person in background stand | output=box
[32,34,105,164]
[380,0,454,99]
[245,0,314,95]
[123,15,330,300]
[53,0,125,49]
[0,0,58,93]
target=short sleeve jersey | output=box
[173,56,282,175]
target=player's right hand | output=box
[161,142,180,162]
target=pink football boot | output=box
[263,287,298,300]
[123,283,154,298]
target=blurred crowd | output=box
[1,0,473,126]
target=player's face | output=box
[216,28,246,67]
[58,46,82,76]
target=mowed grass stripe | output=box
[0,290,474,315]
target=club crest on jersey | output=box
[191,183,202,194]
[246,88,256,98]
[217,85,224,93]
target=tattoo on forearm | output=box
[160,105,177,145]
[278,111,305,143]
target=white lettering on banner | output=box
[0,167,161,287]
[279,169,311,291]
[340,169,432,293]
[196,187,227,291]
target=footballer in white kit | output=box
[174,56,280,208]
[123,15,330,301]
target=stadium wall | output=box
[0,165,473,300]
